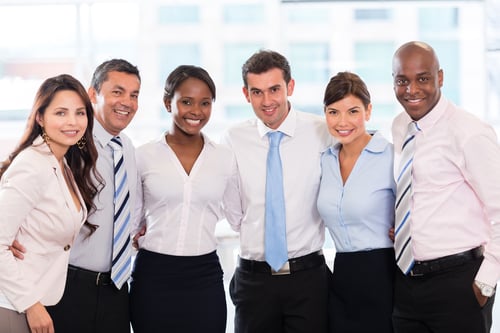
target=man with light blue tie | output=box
[222,49,332,333]
[391,41,500,333]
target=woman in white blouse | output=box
[130,65,240,333]
[0,74,100,333]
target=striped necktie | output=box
[264,131,288,272]
[109,136,132,289]
[394,121,419,274]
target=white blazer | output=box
[0,136,87,312]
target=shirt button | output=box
[63,244,71,251]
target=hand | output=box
[25,302,54,333]
[132,225,147,250]
[388,227,395,242]
[9,239,26,260]
[472,283,489,307]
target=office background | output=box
[0,0,499,332]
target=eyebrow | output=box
[250,84,281,92]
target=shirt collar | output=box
[93,119,116,149]
[159,131,216,148]
[403,95,449,134]
[257,106,296,139]
[327,131,388,157]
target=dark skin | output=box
[132,77,212,248]
[391,41,489,307]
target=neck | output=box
[340,132,372,157]
[166,128,203,146]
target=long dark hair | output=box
[0,74,102,233]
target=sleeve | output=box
[0,154,45,312]
[462,130,500,286]
[222,151,243,232]
[131,149,146,237]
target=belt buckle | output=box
[409,270,423,277]
[271,261,290,275]
[96,272,101,286]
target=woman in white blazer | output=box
[0,74,101,333]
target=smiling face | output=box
[37,90,88,159]
[392,43,443,121]
[89,71,140,136]
[243,67,294,130]
[165,77,213,137]
[325,94,371,147]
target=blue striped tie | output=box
[395,121,419,274]
[265,131,288,272]
[109,136,132,289]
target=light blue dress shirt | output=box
[317,131,396,253]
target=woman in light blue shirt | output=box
[317,72,396,333]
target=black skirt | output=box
[130,249,227,333]
[329,247,395,333]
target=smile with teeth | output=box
[114,109,129,115]
[337,129,353,136]
[186,119,201,125]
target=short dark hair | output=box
[323,71,371,109]
[163,65,216,104]
[241,49,291,87]
[90,59,140,92]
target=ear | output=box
[438,69,444,88]
[365,103,372,122]
[88,87,97,104]
[286,79,295,97]
[164,99,172,113]
[35,113,44,127]
[242,86,251,103]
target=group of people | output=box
[0,40,498,333]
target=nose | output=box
[119,94,134,108]
[262,91,271,105]
[405,82,418,94]
[67,112,77,124]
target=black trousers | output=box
[230,260,330,333]
[130,249,227,333]
[329,248,395,333]
[47,266,130,333]
[393,256,495,333]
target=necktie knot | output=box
[268,131,284,147]
[408,121,419,136]
[109,136,123,151]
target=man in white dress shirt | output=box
[222,49,332,333]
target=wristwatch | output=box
[475,281,496,297]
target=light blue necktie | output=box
[265,131,288,271]
[109,137,132,289]
[395,122,419,274]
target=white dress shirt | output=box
[0,137,86,312]
[69,120,139,272]
[133,133,240,256]
[392,96,500,286]
[222,108,332,261]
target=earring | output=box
[77,136,87,150]
[41,128,50,143]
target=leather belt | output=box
[409,246,483,277]
[238,250,325,275]
[68,264,112,286]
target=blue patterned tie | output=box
[109,137,132,288]
[395,122,419,274]
[265,131,288,272]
